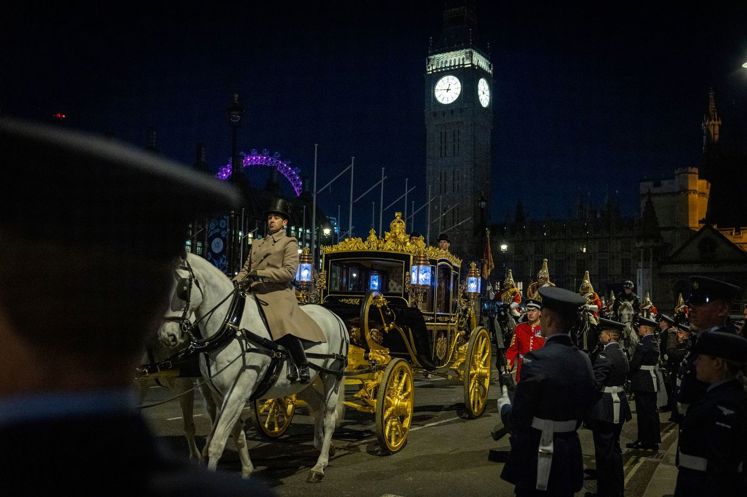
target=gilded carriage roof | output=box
[321,212,462,267]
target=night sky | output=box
[3,1,747,234]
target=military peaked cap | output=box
[0,118,240,258]
[538,286,585,319]
[686,276,742,305]
[525,298,542,310]
[636,315,658,328]
[691,331,747,362]
[658,314,676,325]
[598,317,625,331]
[675,322,691,333]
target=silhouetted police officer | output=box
[586,318,631,497]
[674,331,747,497]
[0,119,274,497]
[627,315,661,450]
[498,286,597,497]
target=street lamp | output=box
[226,94,244,276]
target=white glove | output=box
[584,304,599,312]
[496,385,511,412]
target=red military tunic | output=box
[505,321,545,381]
[585,291,603,319]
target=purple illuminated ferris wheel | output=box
[216,149,303,197]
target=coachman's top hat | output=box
[266,198,293,220]
[437,233,450,243]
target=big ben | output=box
[425,1,492,261]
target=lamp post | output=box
[226,93,244,276]
[478,196,487,274]
[500,242,508,277]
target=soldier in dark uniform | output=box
[497,286,597,497]
[662,316,689,417]
[612,280,640,320]
[585,318,631,497]
[626,315,661,450]
[657,313,677,413]
[675,276,742,419]
[674,331,747,497]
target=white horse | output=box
[158,253,349,482]
[617,299,639,357]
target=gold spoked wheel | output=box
[463,327,492,418]
[253,395,296,439]
[375,358,414,454]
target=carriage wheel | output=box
[375,358,414,454]
[360,291,388,343]
[463,326,492,418]
[252,395,296,439]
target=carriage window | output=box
[328,259,405,295]
[435,264,452,313]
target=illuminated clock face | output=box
[434,75,462,105]
[478,78,490,107]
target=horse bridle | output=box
[162,258,204,339]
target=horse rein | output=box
[162,258,205,340]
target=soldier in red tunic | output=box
[499,268,522,318]
[505,299,544,381]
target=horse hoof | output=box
[307,470,324,483]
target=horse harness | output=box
[138,260,347,401]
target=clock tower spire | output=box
[425,1,493,261]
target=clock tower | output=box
[425,2,493,261]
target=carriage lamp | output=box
[296,247,314,286]
[296,247,314,303]
[466,262,482,300]
[409,250,432,307]
[410,251,432,287]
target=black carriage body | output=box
[321,250,463,370]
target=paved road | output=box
[141,373,680,497]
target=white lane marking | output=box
[624,457,645,486]
[409,416,461,433]
[166,413,205,421]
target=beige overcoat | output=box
[235,229,326,343]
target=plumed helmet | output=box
[579,270,594,294]
[537,258,550,282]
[503,268,516,288]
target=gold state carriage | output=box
[253,213,492,453]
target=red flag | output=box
[482,228,494,279]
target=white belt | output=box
[603,386,624,423]
[531,417,578,491]
[678,450,744,473]
[640,365,658,392]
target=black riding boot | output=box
[279,335,310,384]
